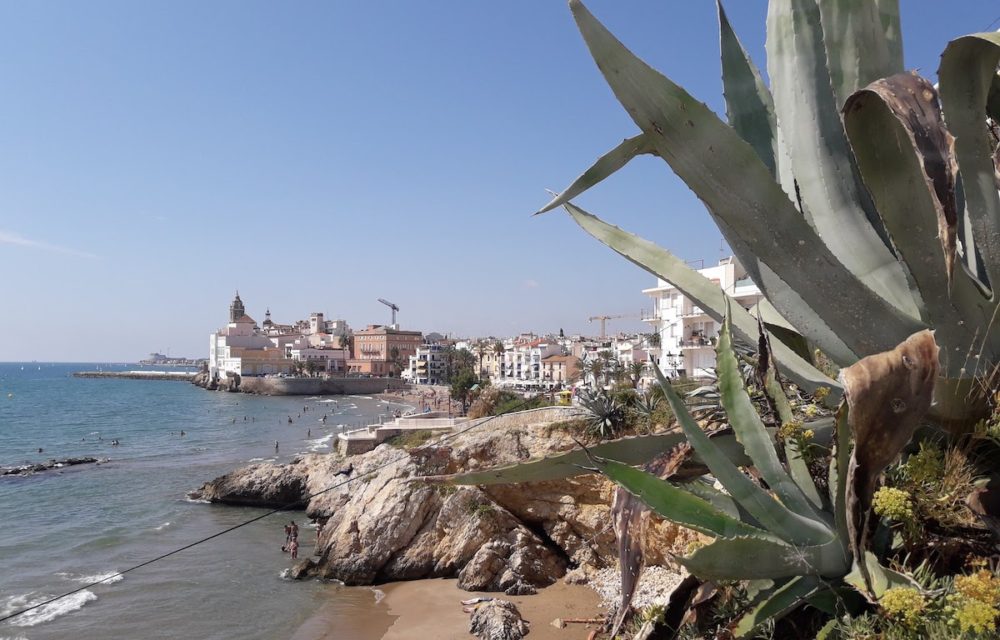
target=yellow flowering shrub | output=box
[881,587,925,627]
[955,570,1000,606]
[952,598,998,634]
[872,487,914,522]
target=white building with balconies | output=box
[643,257,762,379]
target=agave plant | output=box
[539,0,1000,428]
[425,313,940,635]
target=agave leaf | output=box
[568,0,925,358]
[421,428,761,485]
[875,0,903,74]
[717,310,824,521]
[563,203,843,398]
[844,551,919,601]
[759,326,824,510]
[609,444,691,639]
[680,477,741,521]
[678,536,847,581]
[843,72,993,374]
[717,0,778,176]
[988,71,1000,124]
[766,0,920,320]
[655,365,834,546]
[536,133,654,215]
[815,618,838,640]
[829,403,852,549]
[939,32,1000,289]
[732,575,822,639]
[598,457,773,542]
[817,0,897,109]
[842,330,939,593]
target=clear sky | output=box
[1,1,996,361]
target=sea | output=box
[0,363,411,640]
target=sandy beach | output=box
[292,578,604,640]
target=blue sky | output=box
[1,1,996,361]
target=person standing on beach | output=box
[283,523,291,551]
[289,520,299,541]
[289,537,299,560]
[274,440,279,453]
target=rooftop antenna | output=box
[377,298,400,328]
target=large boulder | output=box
[468,600,529,640]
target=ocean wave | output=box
[153,522,171,531]
[56,571,123,586]
[306,435,333,452]
[247,457,266,462]
[371,588,386,604]
[184,496,210,504]
[3,591,97,627]
[316,399,339,404]
[349,396,373,400]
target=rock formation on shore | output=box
[191,418,695,593]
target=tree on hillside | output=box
[450,368,478,415]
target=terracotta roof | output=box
[234,315,257,324]
[542,355,576,362]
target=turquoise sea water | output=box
[0,363,407,639]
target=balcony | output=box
[680,307,709,319]
[679,336,716,349]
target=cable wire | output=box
[0,389,569,626]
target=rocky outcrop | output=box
[469,600,529,640]
[194,419,691,592]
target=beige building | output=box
[348,325,423,376]
[541,354,579,386]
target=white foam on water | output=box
[0,635,31,640]
[184,496,210,504]
[306,435,333,452]
[349,396,373,400]
[316,399,339,404]
[56,571,123,586]
[4,591,98,627]
[371,588,386,604]
[153,522,171,531]
[247,457,266,462]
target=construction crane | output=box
[378,298,400,326]
[588,314,632,339]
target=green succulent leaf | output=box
[939,32,1000,289]
[678,478,742,520]
[717,0,778,176]
[733,575,822,639]
[655,365,834,546]
[843,73,992,375]
[569,0,925,359]
[562,202,841,399]
[678,536,847,581]
[766,0,920,321]
[717,310,825,521]
[844,551,919,600]
[536,133,654,215]
[829,403,851,548]
[760,331,824,510]
[596,457,773,540]
[818,0,898,109]
[875,0,904,74]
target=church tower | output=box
[229,291,246,322]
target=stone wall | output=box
[236,377,407,396]
[465,406,585,431]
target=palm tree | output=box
[474,341,488,380]
[586,359,604,390]
[493,341,505,379]
[627,361,645,389]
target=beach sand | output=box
[380,579,603,640]
[291,578,604,640]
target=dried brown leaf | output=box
[841,329,939,592]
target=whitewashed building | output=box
[643,257,762,379]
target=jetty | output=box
[73,371,198,381]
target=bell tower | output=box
[229,291,246,322]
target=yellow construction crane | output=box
[588,314,633,339]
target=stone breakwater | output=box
[190,416,698,595]
[74,371,197,381]
[1,457,107,477]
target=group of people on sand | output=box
[282,520,299,559]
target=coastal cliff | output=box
[191,417,697,594]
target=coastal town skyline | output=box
[2,1,995,362]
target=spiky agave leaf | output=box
[732,576,823,639]
[677,535,848,581]
[715,308,825,522]
[566,0,925,361]
[939,32,1000,289]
